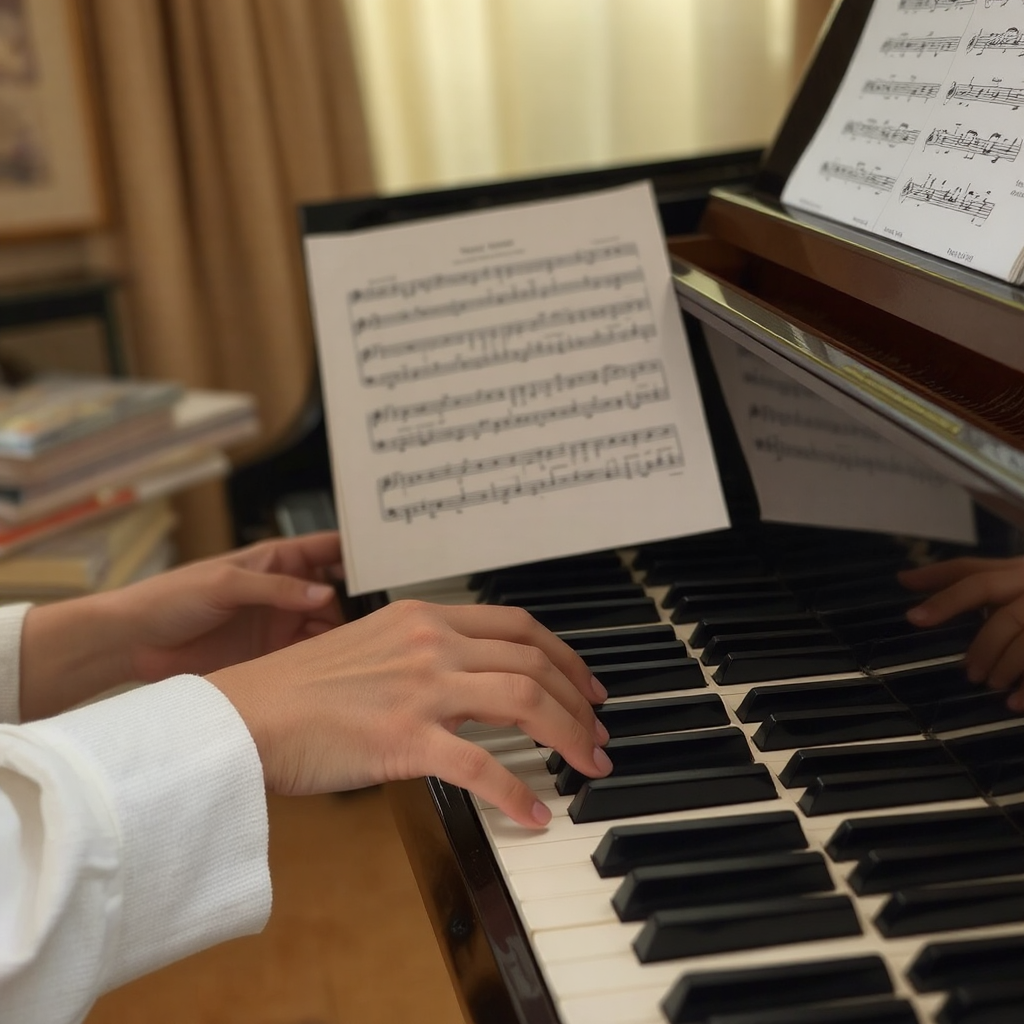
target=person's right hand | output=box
[208,599,612,828]
[900,556,1024,710]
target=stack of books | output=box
[0,375,259,601]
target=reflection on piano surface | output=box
[387,519,1024,1024]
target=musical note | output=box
[377,425,684,523]
[899,0,976,11]
[881,34,962,56]
[841,120,920,146]
[924,124,1022,161]
[900,174,995,221]
[820,161,897,192]
[862,78,941,100]
[966,26,1024,53]
[347,243,640,306]
[945,78,1024,108]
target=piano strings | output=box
[377,425,683,523]
[367,360,669,453]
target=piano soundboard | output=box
[389,522,1024,1024]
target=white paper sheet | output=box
[782,0,1024,283]
[305,182,729,593]
[706,327,977,544]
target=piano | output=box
[275,3,1024,1020]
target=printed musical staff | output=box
[368,360,669,453]
[820,161,898,192]
[350,267,645,336]
[377,425,683,523]
[881,34,962,55]
[348,244,639,305]
[899,0,977,11]
[358,306,655,389]
[924,124,1022,160]
[900,173,995,220]
[966,26,1024,53]
[842,119,921,145]
[862,77,942,99]
[945,78,1024,107]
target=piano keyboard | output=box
[389,524,1024,1024]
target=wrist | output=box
[20,590,137,720]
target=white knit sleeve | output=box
[0,603,30,724]
[0,675,271,1024]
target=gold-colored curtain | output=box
[81,0,374,558]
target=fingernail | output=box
[307,583,335,602]
[965,661,983,684]
[1008,690,1024,713]
[595,720,610,745]
[591,675,608,702]
[906,606,928,625]
[594,746,613,774]
[532,800,552,825]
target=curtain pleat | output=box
[83,0,374,558]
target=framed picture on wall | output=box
[0,0,104,237]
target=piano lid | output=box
[670,0,1024,530]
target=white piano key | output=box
[508,861,617,902]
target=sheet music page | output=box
[782,0,1024,283]
[706,328,977,543]
[305,183,729,594]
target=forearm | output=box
[20,591,135,722]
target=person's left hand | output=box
[19,532,345,721]
[113,531,345,683]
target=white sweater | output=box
[0,603,271,1024]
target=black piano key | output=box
[700,629,838,666]
[945,725,1024,770]
[476,564,632,602]
[587,656,705,697]
[633,894,860,963]
[736,678,896,723]
[595,692,729,739]
[780,739,955,789]
[973,755,1024,796]
[662,576,786,608]
[879,662,976,704]
[826,807,1020,862]
[704,999,919,1024]
[591,809,807,877]
[857,622,977,670]
[558,622,677,650]
[521,596,659,631]
[803,573,910,608]
[714,646,858,685]
[491,582,645,605]
[641,555,768,585]
[876,880,1024,938]
[908,933,1024,992]
[660,954,893,1024]
[848,836,1024,895]
[468,551,623,590]
[752,705,921,752]
[937,981,1024,1024]
[798,764,978,817]
[577,640,687,667]
[689,611,821,648]
[671,592,804,623]
[612,851,833,921]
[567,763,777,824]
[554,727,752,795]
[911,689,1019,732]
[829,614,919,647]
[817,595,920,628]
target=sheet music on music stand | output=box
[304,182,729,594]
[782,0,1024,284]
